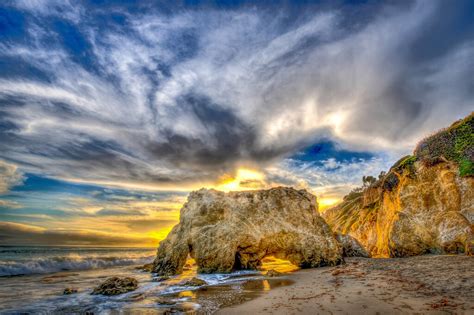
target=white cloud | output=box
[265,154,395,199]
[10,0,83,22]
[0,199,22,208]
[0,160,24,194]
[0,1,472,189]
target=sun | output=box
[318,197,341,211]
[215,168,266,192]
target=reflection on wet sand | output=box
[157,256,297,313]
[162,277,295,314]
[260,256,300,273]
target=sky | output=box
[0,0,473,247]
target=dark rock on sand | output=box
[153,275,170,282]
[265,270,283,277]
[63,288,78,295]
[335,233,370,258]
[182,277,207,286]
[91,277,138,296]
[135,263,154,272]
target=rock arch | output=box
[153,187,342,275]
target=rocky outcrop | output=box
[153,187,342,275]
[324,113,473,257]
[91,277,138,296]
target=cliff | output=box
[153,187,342,275]
[323,113,474,257]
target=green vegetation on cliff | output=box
[414,112,473,176]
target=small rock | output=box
[181,277,207,286]
[153,275,170,282]
[183,263,193,270]
[125,292,146,302]
[91,277,138,296]
[135,263,154,272]
[156,298,177,305]
[265,269,283,277]
[63,288,78,295]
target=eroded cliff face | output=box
[324,113,473,257]
[153,187,342,275]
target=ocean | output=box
[0,246,293,314]
[0,246,156,277]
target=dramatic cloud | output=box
[0,1,473,245]
[0,1,472,190]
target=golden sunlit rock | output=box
[324,113,474,257]
[153,187,342,275]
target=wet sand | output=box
[219,255,474,315]
[157,277,294,314]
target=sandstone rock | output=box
[91,277,138,296]
[335,233,370,258]
[153,187,342,275]
[181,277,207,286]
[323,114,473,257]
[265,269,283,277]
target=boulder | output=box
[265,269,283,277]
[181,277,207,286]
[334,233,370,258]
[91,277,138,296]
[153,187,342,275]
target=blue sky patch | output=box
[292,140,374,165]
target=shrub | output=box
[414,112,473,176]
[459,158,473,177]
[382,172,399,191]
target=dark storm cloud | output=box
[143,94,257,168]
[0,0,472,188]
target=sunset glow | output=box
[215,168,266,192]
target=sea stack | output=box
[153,187,342,275]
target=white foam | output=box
[0,254,155,276]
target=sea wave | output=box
[0,254,155,277]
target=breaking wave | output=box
[0,253,155,277]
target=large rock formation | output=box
[324,113,474,257]
[153,187,342,275]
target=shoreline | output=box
[1,255,472,314]
[219,255,474,314]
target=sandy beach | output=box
[220,255,474,315]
